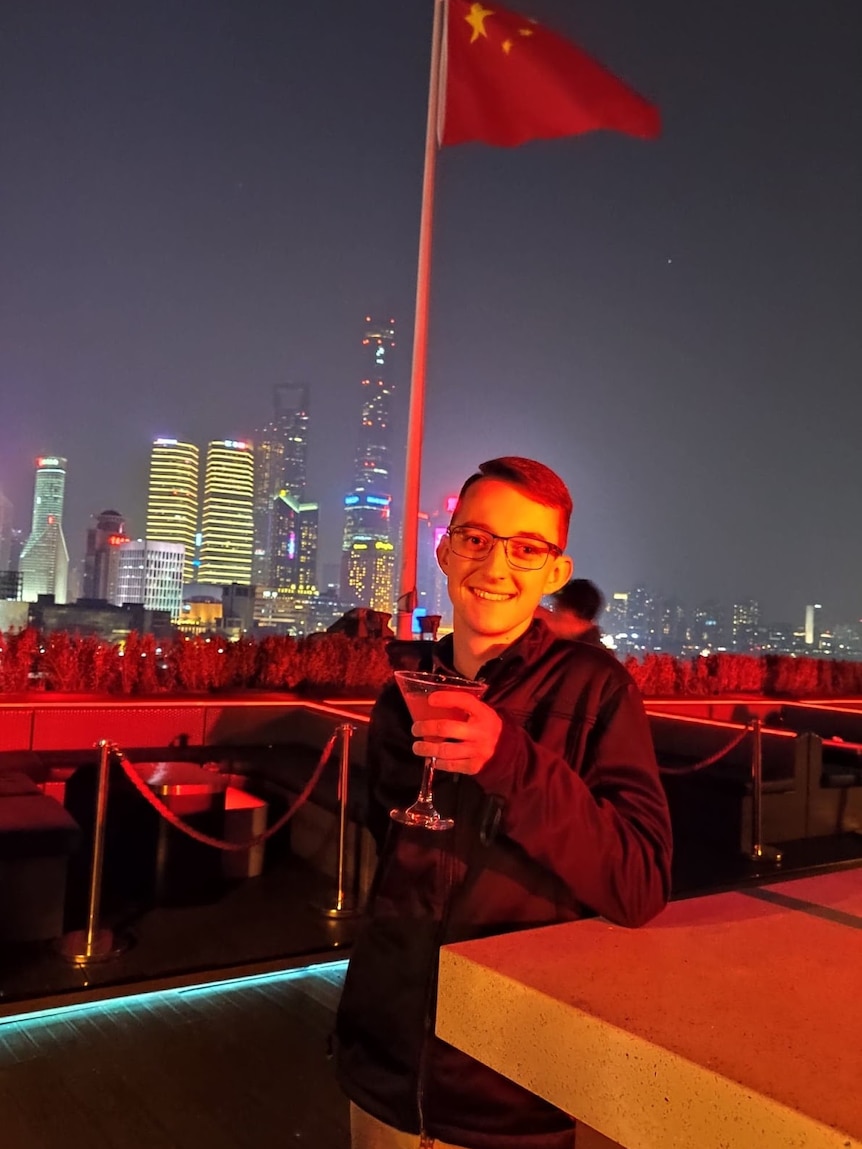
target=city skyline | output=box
[2,0,860,621]
[0,438,855,634]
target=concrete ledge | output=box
[437,872,862,1149]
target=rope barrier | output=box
[658,722,752,775]
[113,729,340,852]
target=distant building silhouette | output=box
[83,509,128,602]
[253,384,310,586]
[0,489,12,570]
[341,316,396,608]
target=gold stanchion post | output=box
[749,718,783,865]
[58,739,128,964]
[319,723,360,919]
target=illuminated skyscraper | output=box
[83,509,128,601]
[199,440,255,585]
[253,384,310,586]
[342,316,396,606]
[114,540,185,618]
[346,538,395,614]
[270,492,319,594]
[19,456,70,603]
[145,438,199,583]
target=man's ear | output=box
[436,533,450,573]
[544,553,573,595]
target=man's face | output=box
[437,478,573,649]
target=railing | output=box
[657,718,783,864]
[57,721,360,966]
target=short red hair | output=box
[452,457,573,543]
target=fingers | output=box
[426,691,486,717]
[412,717,472,742]
[409,691,500,776]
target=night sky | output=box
[2,0,860,623]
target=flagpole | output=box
[395,0,447,641]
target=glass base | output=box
[390,805,454,831]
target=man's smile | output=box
[468,586,516,602]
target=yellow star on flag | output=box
[465,2,494,43]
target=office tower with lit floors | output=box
[19,456,70,603]
[146,438,200,584]
[253,384,310,586]
[271,493,319,594]
[341,316,396,610]
[199,440,255,585]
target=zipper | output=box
[416,774,461,1142]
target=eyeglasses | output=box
[446,526,561,571]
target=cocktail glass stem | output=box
[392,755,452,830]
[408,757,438,817]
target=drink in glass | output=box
[392,670,488,830]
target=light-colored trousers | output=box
[350,1102,470,1148]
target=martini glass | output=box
[392,670,488,831]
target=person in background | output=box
[545,577,605,645]
[335,456,671,1149]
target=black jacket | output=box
[335,620,672,1149]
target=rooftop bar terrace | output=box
[1,688,861,1146]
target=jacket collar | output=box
[431,617,554,684]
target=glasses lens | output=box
[449,527,492,559]
[507,537,552,570]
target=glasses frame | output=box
[446,526,562,571]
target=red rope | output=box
[113,730,340,851]
[658,722,752,775]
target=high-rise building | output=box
[345,538,395,614]
[253,384,310,586]
[270,492,319,594]
[692,599,727,653]
[804,603,822,647]
[114,540,185,618]
[82,509,128,602]
[146,438,199,584]
[199,440,255,585]
[19,456,70,603]
[731,599,761,652]
[341,316,396,606]
[0,489,12,570]
[275,383,310,501]
[0,570,22,601]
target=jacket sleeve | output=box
[478,676,672,928]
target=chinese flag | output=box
[441,0,660,146]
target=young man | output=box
[335,457,672,1149]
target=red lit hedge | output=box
[1,629,861,698]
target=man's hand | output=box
[411,691,502,775]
